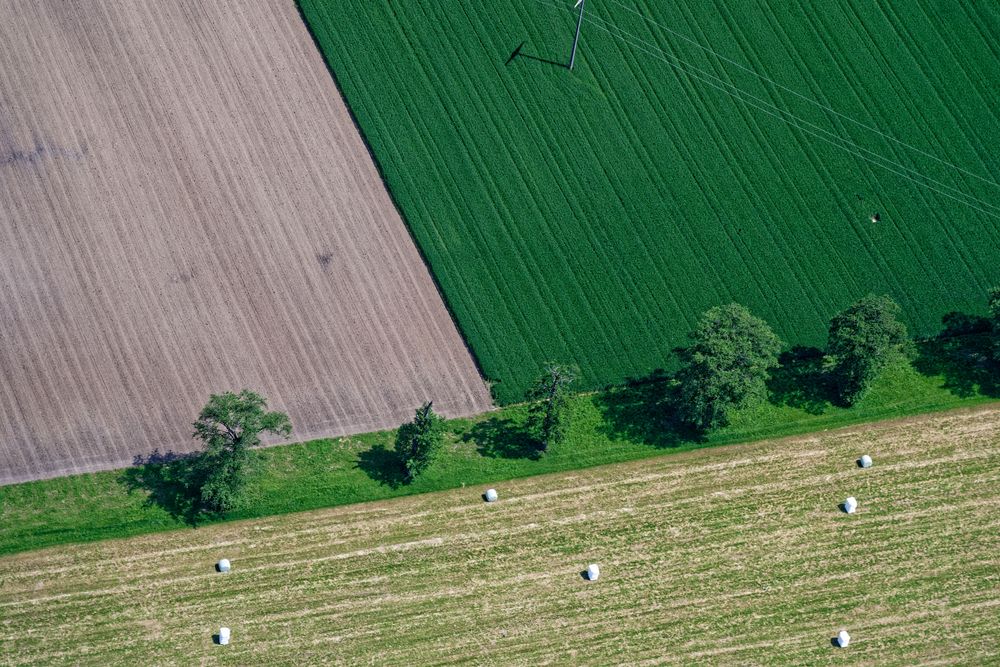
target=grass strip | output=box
[0,360,993,556]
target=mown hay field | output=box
[0,0,491,485]
[300,0,1000,402]
[2,407,998,665]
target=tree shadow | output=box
[593,369,703,448]
[767,346,838,413]
[462,416,541,459]
[355,444,408,488]
[913,311,999,397]
[118,449,203,525]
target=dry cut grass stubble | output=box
[1,407,998,665]
[0,0,491,485]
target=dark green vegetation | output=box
[122,392,292,522]
[827,294,912,404]
[299,0,1000,402]
[189,391,292,513]
[395,402,446,482]
[674,303,782,430]
[1,354,994,556]
[527,363,578,452]
[991,287,1000,361]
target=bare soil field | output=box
[0,1,491,484]
[1,408,997,665]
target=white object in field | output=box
[859,454,873,468]
[586,563,600,581]
[218,627,231,645]
[484,488,498,503]
[217,558,231,573]
[836,629,851,647]
[844,496,858,514]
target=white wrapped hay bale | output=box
[217,558,231,573]
[218,627,231,645]
[859,454,873,469]
[836,629,850,647]
[484,488,498,503]
[843,496,858,514]
[586,563,600,581]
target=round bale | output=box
[217,558,231,573]
[859,454,873,469]
[844,496,858,514]
[586,563,600,581]
[484,488,498,503]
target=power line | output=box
[596,16,1000,219]
[528,0,1000,219]
[608,0,1000,193]
[581,7,1000,215]
[569,0,586,70]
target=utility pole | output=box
[569,0,585,70]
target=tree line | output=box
[675,294,910,431]
[161,289,1000,517]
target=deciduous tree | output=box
[989,287,1000,362]
[190,390,291,513]
[674,303,782,431]
[826,294,910,405]
[527,364,578,453]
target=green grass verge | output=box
[0,360,993,556]
[298,0,1000,402]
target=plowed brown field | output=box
[0,1,492,485]
[1,408,997,665]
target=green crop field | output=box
[2,407,998,664]
[299,0,1000,402]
